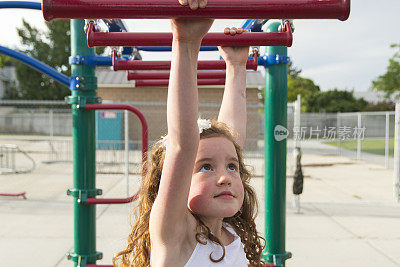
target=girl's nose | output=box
[217,173,232,186]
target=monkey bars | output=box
[112,51,258,71]
[43,0,350,21]
[127,71,226,80]
[87,21,293,47]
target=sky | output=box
[1,0,399,92]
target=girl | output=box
[114,0,265,266]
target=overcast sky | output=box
[1,0,399,92]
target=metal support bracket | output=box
[67,188,103,204]
[263,251,292,266]
[69,75,98,92]
[69,55,99,67]
[66,251,103,266]
[258,54,290,67]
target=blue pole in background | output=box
[0,1,41,10]
[0,46,70,87]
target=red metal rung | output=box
[84,104,148,205]
[113,51,258,71]
[0,192,27,199]
[43,0,350,21]
[127,71,226,81]
[87,22,292,47]
[135,79,226,87]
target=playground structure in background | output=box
[0,0,354,266]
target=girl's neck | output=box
[200,217,234,246]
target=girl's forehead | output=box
[197,137,237,157]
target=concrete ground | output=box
[0,138,399,266]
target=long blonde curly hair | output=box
[113,121,265,266]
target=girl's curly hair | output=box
[113,120,265,266]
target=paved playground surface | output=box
[0,138,399,267]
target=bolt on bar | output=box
[86,22,292,47]
[127,71,226,80]
[135,79,226,87]
[43,0,350,21]
[112,51,258,71]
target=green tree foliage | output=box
[5,19,71,99]
[287,61,320,111]
[4,19,104,100]
[362,101,395,112]
[304,89,368,113]
[0,54,10,68]
[371,44,400,100]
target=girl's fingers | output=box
[224,27,246,35]
[199,0,207,8]
[188,0,199,10]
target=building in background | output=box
[0,62,17,99]
[96,67,265,149]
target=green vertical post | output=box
[67,19,101,266]
[263,22,291,266]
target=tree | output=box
[371,44,400,100]
[4,19,104,100]
[287,61,320,111]
[304,89,368,113]
[0,54,10,68]
[288,75,320,104]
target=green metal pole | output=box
[67,19,101,266]
[263,22,291,266]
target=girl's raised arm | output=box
[217,28,250,149]
[150,16,213,243]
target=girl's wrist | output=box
[173,37,202,50]
[226,62,247,70]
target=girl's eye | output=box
[227,163,238,171]
[200,164,213,172]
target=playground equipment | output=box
[0,144,34,199]
[1,0,351,265]
[0,144,35,174]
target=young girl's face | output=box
[188,136,244,218]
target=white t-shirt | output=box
[184,223,247,267]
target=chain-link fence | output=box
[0,100,397,172]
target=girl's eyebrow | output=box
[228,157,239,163]
[196,158,214,164]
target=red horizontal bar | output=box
[135,79,226,87]
[0,192,26,198]
[127,71,226,80]
[43,0,350,21]
[84,104,148,205]
[113,51,258,71]
[87,22,292,47]
[116,59,257,71]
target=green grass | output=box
[323,139,394,157]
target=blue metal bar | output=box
[69,55,131,67]
[0,1,41,9]
[136,46,218,52]
[0,46,69,87]
[241,19,267,32]
[241,19,256,30]
[102,19,128,33]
